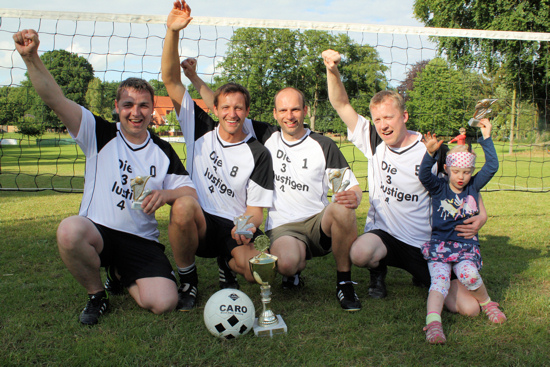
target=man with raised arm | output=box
[168,1,363,311]
[322,49,487,316]
[254,86,363,311]
[162,0,274,311]
[13,29,197,325]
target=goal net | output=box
[1,9,549,192]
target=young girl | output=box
[419,118,506,344]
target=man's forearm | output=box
[326,67,348,110]
[162,29,184,87]
[188,74,215,111]
[23,53,81,135]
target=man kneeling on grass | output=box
[14,29,197,325]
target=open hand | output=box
[423,132,444,156]
[167,0,193,31]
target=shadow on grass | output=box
[480,234,543,299]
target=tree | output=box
[215,28,387,132]
[413,0,550,139]
[149,79,168,97]
[397,60,430,102]
[22,49,94,129]
[16,114,45,143]
[85,78,117,121]
[406,58,485,136]
[0,86,28,125]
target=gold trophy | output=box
[130,175,153,210]
[329,167,350,202]
[248,235,288,337]
[468,99,498,127]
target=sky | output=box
[2,0,424,27]
[0,1,435,87]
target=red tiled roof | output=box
[152,95,210,126]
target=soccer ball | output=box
[203,288,255,339]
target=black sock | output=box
[178,263,198,285]
[90,290,107,298]
[337,271,352,285]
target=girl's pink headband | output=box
[446,152,476,168]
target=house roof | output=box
[152,95,210,126]
[154,96,209,114]
[194,98,209,112]
[153,96,174,120]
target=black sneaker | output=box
[177,283,198,311]
[282,272,304,290]
[337,281,361,311]
[217,257,239,290]
[104,266,123,296]
[368,267,387,299]
[80,291,109,325]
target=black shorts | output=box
[195,211,264,259]
[94,223,176,287]
[368,229,431,287]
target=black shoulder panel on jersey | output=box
[246,138,275,190]
[368,120,383,155]
[194,102,216,141]
[150,134,189,176]
[94,115,117,153]
[308,132,349,169]
[250,119,278,144]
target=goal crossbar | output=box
[2,8,550,42]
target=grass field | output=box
[1,131,550,365]
[1,188,549,366]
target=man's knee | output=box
[170,196,199,226]
[56,216,92,251]
[275,256,302,277]
[350,235,383,268]
[57,218,75,250]
[134,279,178,314]
[148,296,178,314]
[453,296,481,317]
[325,202,356,229]
[229,246,257,283]
[269,239,305,276]
[446,280,481,317]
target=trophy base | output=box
[131,202,143,210]
[468,118,479,127]
[252,316,287,337]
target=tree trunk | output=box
[308,87,319,132]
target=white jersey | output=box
[72,107,195,242]
[243,120,359,231]
[348,115,438,248]
[177,91,273,221]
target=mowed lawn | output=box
[1,132,549,365]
